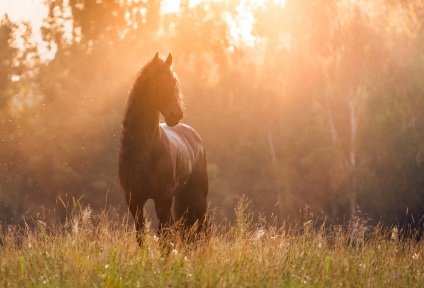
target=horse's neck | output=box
[121,104,161,160]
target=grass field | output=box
[1,199,423,287]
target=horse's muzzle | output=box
[164,110,183,127]
[165,118,180,127]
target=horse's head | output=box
[152,53,183,127]
[132,53,183,126]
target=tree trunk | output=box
[348,94,358,216]
[267,127,285,223]
[322,89,360,217]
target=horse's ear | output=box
[154,52,159,61]
[165,53,172,67]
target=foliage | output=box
[0,0,423,228]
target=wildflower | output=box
[412,253,420,260]
[72,219,79,235]
[391,227,398,241]
[82,206,92,224]
[255,229,266,240]
[105,264,109,269]
[172,249,178,255]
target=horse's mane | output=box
[128,56,183,109]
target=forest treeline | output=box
[0,0,423,227]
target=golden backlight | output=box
[1,0,422,226]
[0,0,287,60]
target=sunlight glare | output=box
[0,0,288,55]
[162,0,181,14]
[0,0,55,61]
[225,1,260,47]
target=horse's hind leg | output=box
[173,169,208,233]
[126,192,147,246]
[173,190,207,239]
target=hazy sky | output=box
[0,0,48,25]
[0,0,259,57]
[0,0,213,23]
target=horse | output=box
[118,53,208,244]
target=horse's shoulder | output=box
[161,123,201,141]
[178,123,202,139]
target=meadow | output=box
[0,198,422,288]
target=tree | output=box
[1,0,423,227]
[0,16,18,108]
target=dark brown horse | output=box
[119,53,208,244]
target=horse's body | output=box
[119,53,208,243]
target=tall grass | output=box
[0,198,423,287]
